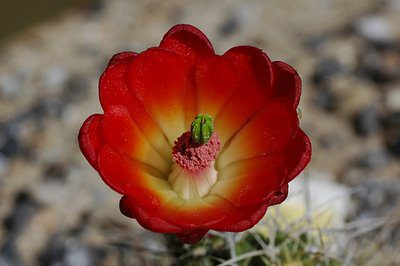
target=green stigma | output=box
[190,114,214,144]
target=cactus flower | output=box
[78,24,311,244]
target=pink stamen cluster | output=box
[172,131,221,172]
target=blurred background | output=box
[0,0,400,265]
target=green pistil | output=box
[190,114,214,144]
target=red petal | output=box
[160,24,214,63]
[78,114,105,170]
[212,155,284,207]
[102,105,170,174]
[218,100,298,168]
[195,55,238,118]
[176,229,209,244]
[210,201,270,232]
[107,51,137,67]
[223,202,270,231]
[284,129,312,181]
[120,196,183,233]
[224,46,273,92]
[210,130,311,230]
[163,198,227,229]
[99,61,132,110]
[272,61,302,108]
[99,61,171,160]
[97,145,173,197]
[120,194,228,233]
[119,195,136,219]
[128,48,191,143]
[215,46,273,145]
[269,184,289,206]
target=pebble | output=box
[43,162,69,182]
[64,243,92,266]
[3,191,41,233]
[42,66,68,92]
[388,0,400,9]
[312,87,339,112]
[31,97,66,119]
[358,48,391,83]
[355,149,389,169]
[218,15,240,37]
[385,87,400,112]
[0,75,19,99]
[354,16,394,44]
[0,154,9,176]
[311,58,343,85]
[352,178,400,218]
[0,123,23,158]
[352,106,381,137]
[382,112,400,156]
[63,74,89,103]
[385,131,400,156]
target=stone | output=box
[3,191,41,233]
[352,106,381,137]
[43,162,69,182]
[312,87,339,112]
[382,112,400,156]
[218,15,240,37]
[358,48,389,83]
[385,87,400,112]
[42,65,68,92]
[311,58,343,86]
[0,75,19,100]
[354,15,395,44]
[352,177,400,218]
[356,149,389,169]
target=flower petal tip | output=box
[78,114,104,170]
[160,24,214,61]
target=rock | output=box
[0,192,41,265]
[0,154,9,176]
[0,75,20,100]
[0,238,20,266]
[31,97,65,119]
[218,15,240,37]
[42,66,68,92]
[311,58,343,86]
[358,48,389,83]
[352,106,381,137]
[312,87,339,112]
[63,74,89,103]
[15,209,59,265]
[311,58,343,112]
[358,47,400,83]
[318,133,342,150]
[64,243,92,266]
[354,15,395,44]
[382,112,400,156]
[43,162,69,182]
[352,178,400,218]
[385,86,400,112]
[385,131,400,156]
[388,0,400,8]
[355,149,389,169]
[3,191,41,233]
[0,122,22,158]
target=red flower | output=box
[78,24,311,244]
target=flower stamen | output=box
[169,114,221,199]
